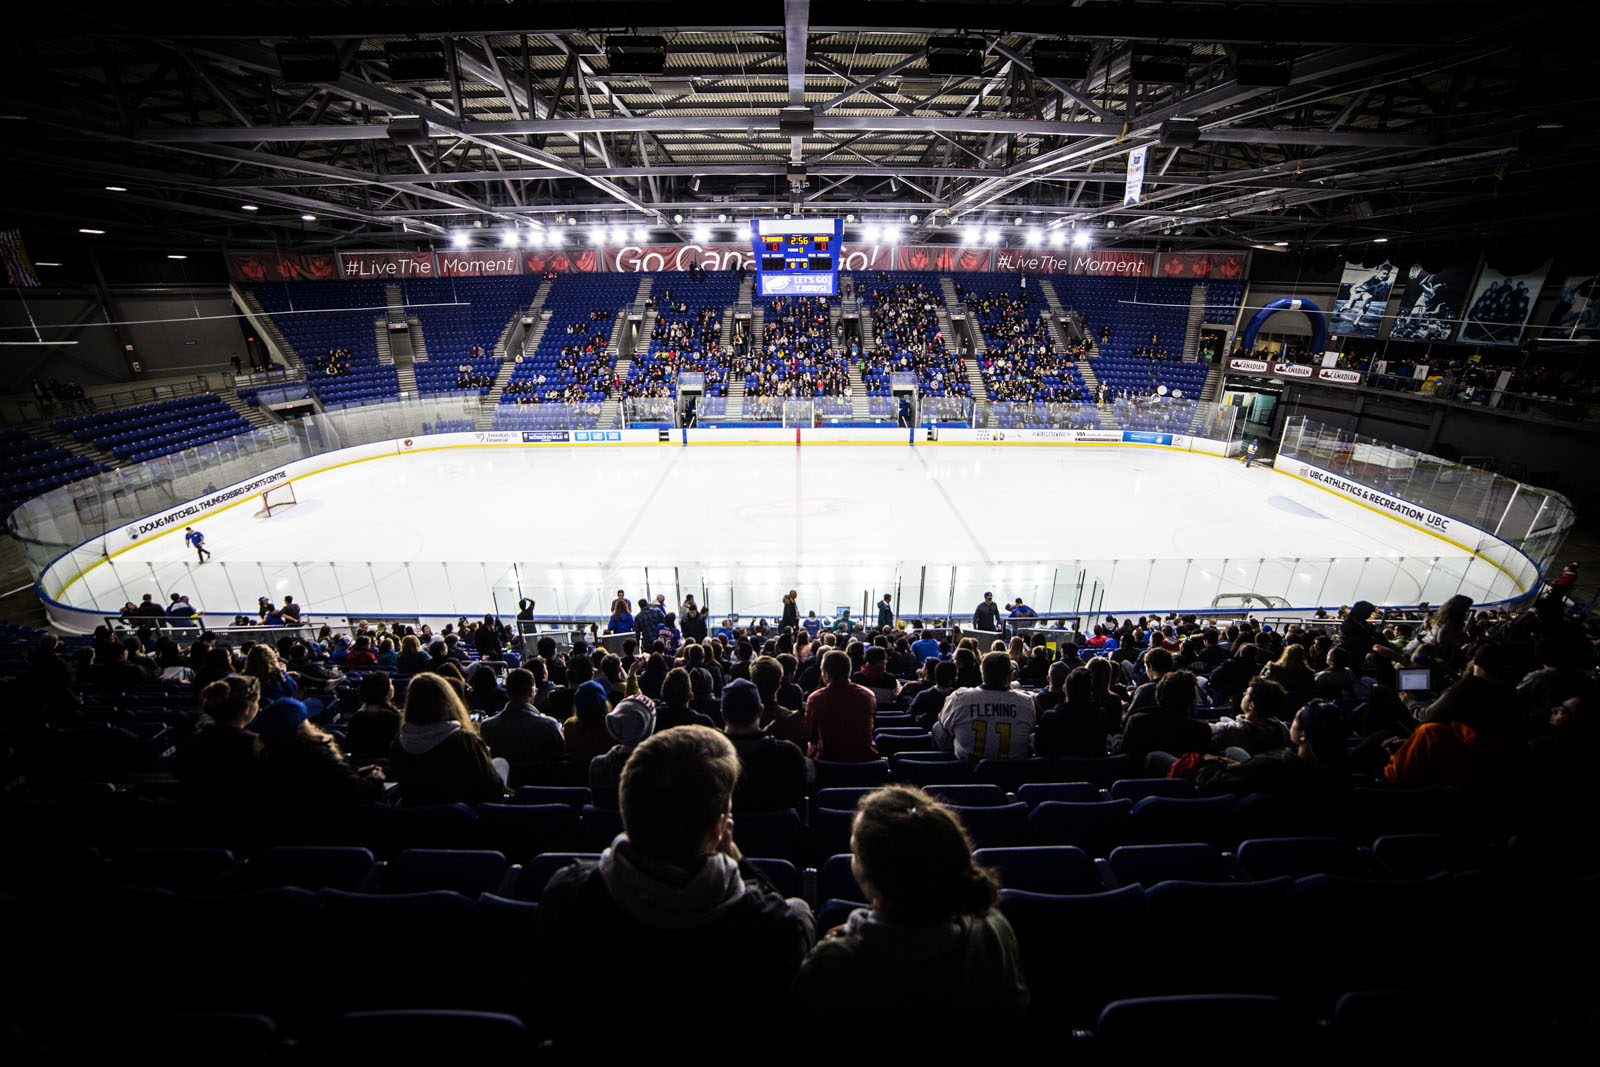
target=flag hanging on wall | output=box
[0,229,40,288]
[1123,147,1147,207]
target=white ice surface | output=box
[62,444,1510,620]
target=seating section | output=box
[500,272,635,408]
[252,281,399,406]
[1205,280,1245,325]
[1057,277,1193,360]
[954,272,1091,403]
[0,429,105,514]
[742,293,847,403]
[859,272,968,398]
[402,276,542,395]
[52,394,254,462]
[625,271,739,399]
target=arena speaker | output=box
[926,37,986,77]
[1233,46,1296,88]
[275,42,340,83]
[1032,39,1093,80]
[384,40,448,83]
[606,35,667,75]
[386,117,431,145]
[778,106,815,136]
[1159,118,1202,149]
[1129,44,1189,84]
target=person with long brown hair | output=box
[793,785,1028,1063]
[388,673,507,804]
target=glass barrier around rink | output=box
[50,547,1528,622]
[1279,415,1575,581]
[624,397,677,427]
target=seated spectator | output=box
[479,667,565,765]
[655,666,715,731]
[722,678,809,812]
[1195,700,1352,797]
[537,726,816,1054]
[258,697,385,805]
[375,637,399,669]
[344,636,377,669]
[465,665,504,716]
[563,678,615,763]
[1261,644,1317,692]
[1118,669,1210,775]
[1210,677,1293,756]
[935,651,1037,761]
[1314,645,1361,699]
[1415,640,1522,736]
[792,785,1028,1063]
[589,695,657,810]
[851,645,901,707]
[174,674,264,806]
[344,673,403,762]
[805,650,879,762]
[388,673,508,805]
[1034,666,1107,759]
[396,633,431,673]
[752,654,807,746]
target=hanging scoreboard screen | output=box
[750,217,844,297]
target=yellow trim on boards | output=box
[1271,466,1526,593]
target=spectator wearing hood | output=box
[388,673,507,805]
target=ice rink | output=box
[57,443,1516,621]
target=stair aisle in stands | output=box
[1037,279,1075,354]
[1183,285,1208,361]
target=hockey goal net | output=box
[256,481,298,518]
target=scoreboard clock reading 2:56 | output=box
[749,217,844,297]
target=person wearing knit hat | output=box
[589,695,657,809]
[257,696,386,804]
[563,678,614,763]
[721,678,808,812]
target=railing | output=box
[1278,416,1574,579]
[623,397,676,427]
[47,549,1532,625]
[6,376,218,426]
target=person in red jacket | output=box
[804,650,879,762]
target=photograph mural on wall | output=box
[1458,259,1551,347]
[1388,260,1475,343]
[1540,273,1600,346]
[1327,260,1396,337]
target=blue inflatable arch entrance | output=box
[1238,297,1327,356]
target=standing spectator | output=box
[972,592,1001,633]
[876,594,895,631]
[804,650,879,762]
[782,590,801,632]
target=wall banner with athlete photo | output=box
[1387,260,1475,343]
[1327,260,1395,337]
[1458,259,1551,347]
[1539,273,1600,347]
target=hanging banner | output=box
[1157,251,1250,279]
[604,243,752,272]
[1327,260,1395,337]
[338,251,437,280]
[1458,259,1551,347]
[521,248,600,274]
[1388,261,1474,343]
[1542,273,1600,346]
[227,251,339,284]
[1124,146,1147,208]
[437,251,523,277]
[895,245,993,272]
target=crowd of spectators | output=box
[29,377,93,415]
[863,282,970,398]
[311,347,355,376]
[739,296,847,398]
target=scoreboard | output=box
[750,217,843,297]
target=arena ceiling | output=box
[3,1,1595,259]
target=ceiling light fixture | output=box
[300,214,317,221]
[105,186,127,192]
[241,204,259,212]
[167,254,187,259]
[693,225,712,243]
[78,228,104,235]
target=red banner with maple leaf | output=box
[1156,251,1251,279]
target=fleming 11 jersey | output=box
[938,686,1037,760]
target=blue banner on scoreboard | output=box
[751,217,843,298]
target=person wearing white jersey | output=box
[934,651,1037,761]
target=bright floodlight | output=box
[611,225,628,244]
[883,224,902,243]
[1073,229,1091,247]
[501,229,518,248]
[1013,216,1023,226]
[693,225,712,243]
[984,228,998,244]
[963,224,980,244]
[864,224,881,243]
[452,232,470,249]
[673,213,683,224]
[591,227,607,245]
[1051,229,1067,248]
[634,227,649,243]
[547,230,564,246]
[528,229,545,247]
[718,213,728,223]
[1027,227,1042,246]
